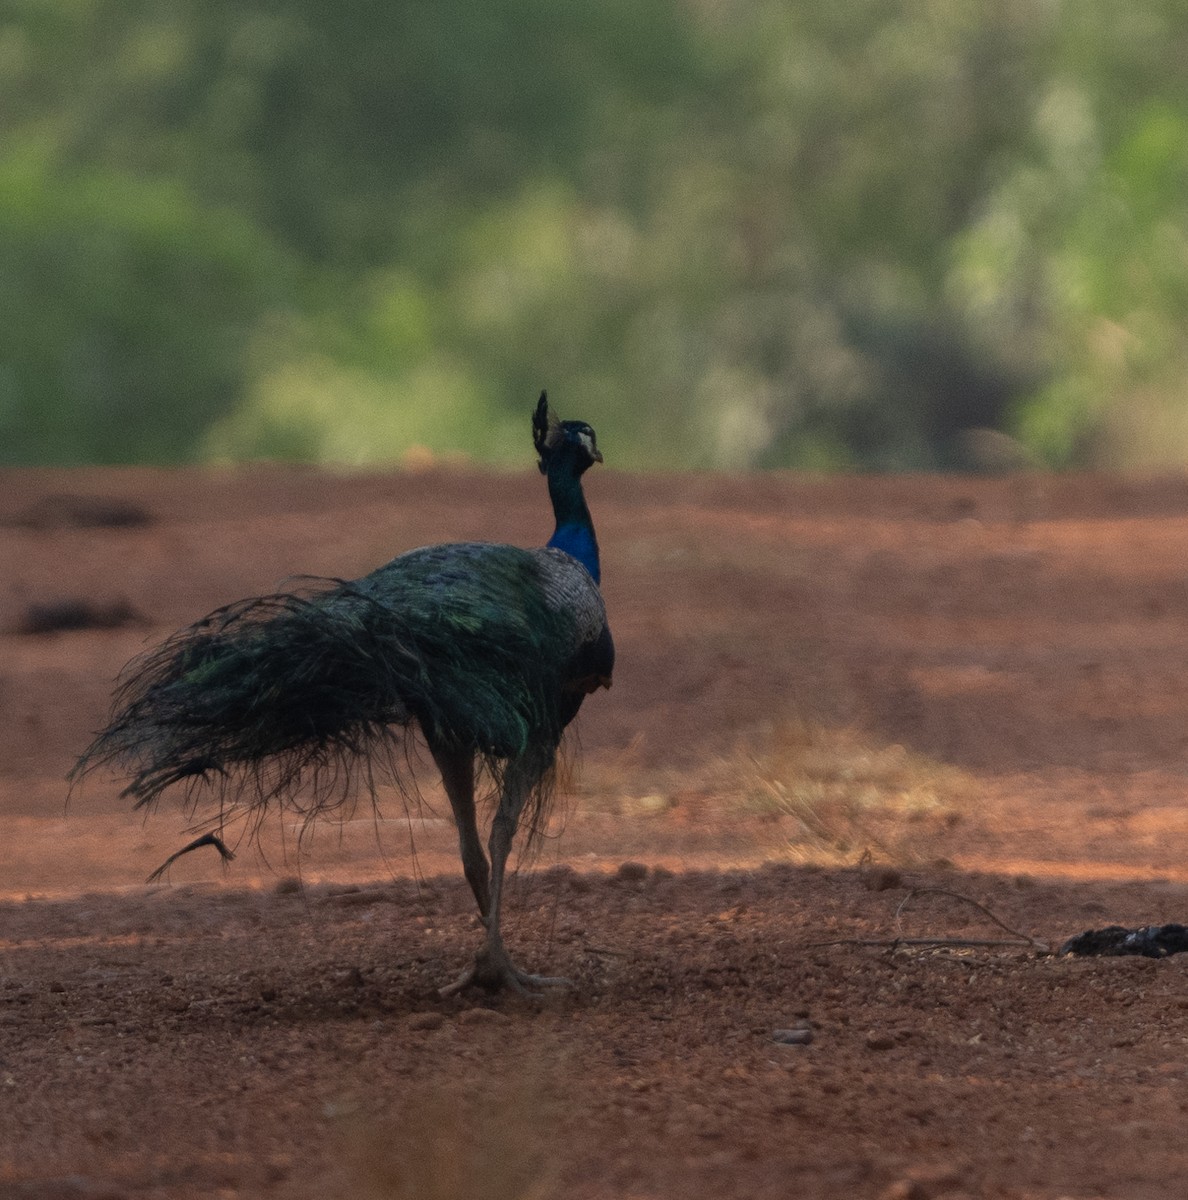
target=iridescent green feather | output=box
[71,542,593,830]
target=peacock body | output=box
[73,394,613,993]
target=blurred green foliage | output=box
[2,0,1187,469]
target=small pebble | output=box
[328,889,384,907]
[865,1032,896,1052]
[864,867,904,892]
[633,793,669,814]
[772,1027,814,1046]
[456,1007,510,1026]
[879,1165,967,1200]
[406,1011,445,1032]
[879,1181,927,1200]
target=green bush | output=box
[3,0,1188,469]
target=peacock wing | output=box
[354,542,608,755]
[529,547,613,698]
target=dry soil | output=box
[5,464,1188,1199]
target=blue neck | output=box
[545,458,601,584]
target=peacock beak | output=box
[592,448,603,463]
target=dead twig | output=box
[147,832,236,883]
[895,886,1046,950]
[804,884,1050,953]
[582,943,630,959]
[804,936,1045,951]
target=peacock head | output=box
[533,391,603,476]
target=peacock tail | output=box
[71,540,609,837]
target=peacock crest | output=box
[532,390,562,469]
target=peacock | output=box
[72,393,613,994]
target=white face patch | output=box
[577,429,596,457]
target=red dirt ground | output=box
[6,464,1188,1199]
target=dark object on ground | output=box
[20,598,146,635]
[147,831,236,883]
[72,393,613,995]
[3,493,152,530]
[1060,924,1188,958]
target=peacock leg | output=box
[430,741,491,918]
[440,758,570,996]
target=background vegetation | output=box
[2,0,1186,470]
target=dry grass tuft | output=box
[564,721,973,869]
[730,720,973,865]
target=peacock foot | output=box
[438,943,571,998]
